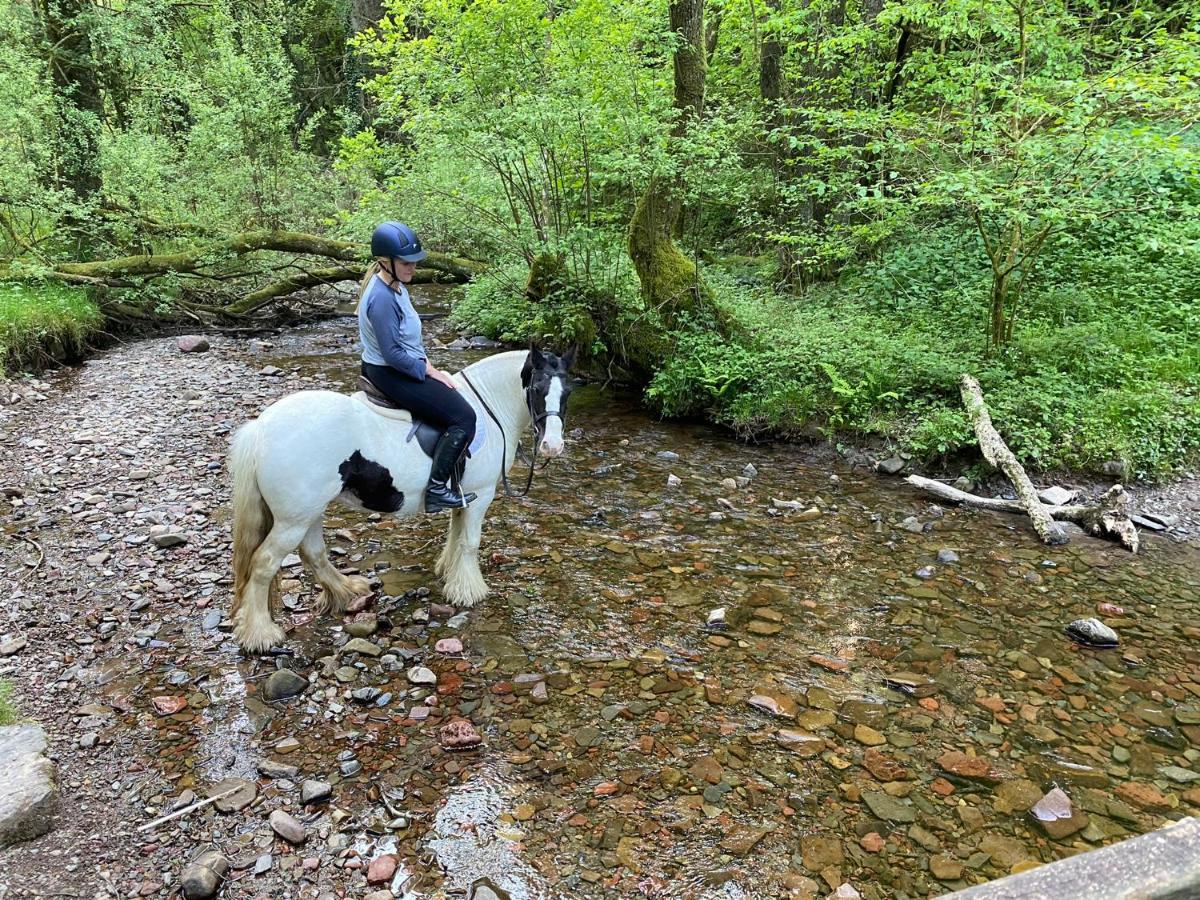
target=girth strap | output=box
[460,370,538,499]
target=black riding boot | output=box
[425,426,477,513]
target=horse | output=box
[226,346,576,653]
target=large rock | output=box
[0,725,58,847]
[176,335,211,353]
[262,669,308,701]
[181,850,229,900]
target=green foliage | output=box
[0,679,16,726]
[649,184,1200,478]
[0,282,102,374]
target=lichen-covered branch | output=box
[959,373,1070,545]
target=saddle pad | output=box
[352,389,489,458]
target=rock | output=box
[801,836,844,871]
[341,638,382,657]
[262,669,308,701]
[407,666,437,685]
[0,636,28,657]
[0,725,57,847]
[268,809,306,844]
[152,531,188,548]
[862,749,908,782]
[747,691,798,719]
[829,884,861,899]
[259,365,283,376]
[775,729,824,758]
[1114,781,1172,813]
[929,854,964,881]
[1031,787,1089,839]
[343,616,378,638]
[300,780,331,804]
[936,549,959,564]
[994,779,1043,814]
[180,851,228,900]
[707,607,727,630]
[667,473,682,487]
[719,824,770,856]
[435,637,463,654]
[860,832,885,853]
[209,778,257,813]
[439,717,482,750]
[1065,617,1119,648]
[862,791,915,823]
[937,750,1003,784]
[257,759,299,780]
[176,335,210,353]
[876,455,905,475]
[367,854,398,884]
[151,695,188,716]
[1038,486,1077,506]
[742,463,758,477]
[979,834,1032,869]
[854,724,886,746]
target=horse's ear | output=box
[521,348,536,386]
[528,344,546,367]
[560,345,577,371]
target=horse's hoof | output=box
[234,621,287,655]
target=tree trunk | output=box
[625,0,725,367]
[34,0,104,203]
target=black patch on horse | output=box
[338,451,405,512]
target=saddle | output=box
[353,376,467,480]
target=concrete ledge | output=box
[941,818,1200,900]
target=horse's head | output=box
[521,345,577,458]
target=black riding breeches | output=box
[361,361,476,442]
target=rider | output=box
[358,221,477,513]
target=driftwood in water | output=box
[959,374,1070,546]
[906,476,1140,553]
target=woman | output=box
[358,221,477,513]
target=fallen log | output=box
[959,374,1070,546]
[906,476,1139,552]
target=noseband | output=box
[461,370,563,499]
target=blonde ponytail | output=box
[357,261,381,311]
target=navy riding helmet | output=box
[371,221,428,263]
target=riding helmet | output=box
[370,221,428,263]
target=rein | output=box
[460,369,550,499]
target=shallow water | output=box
[105,287,1200,898]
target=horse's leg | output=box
[234,520,310,653]
[443,489,494,608]
[302,520,372,615]
[435,508,465,578]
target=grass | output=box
[0,679,18,725]
[0,281,103,375]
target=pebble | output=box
[367,854,397,884]
[300,780,332,804]
[435,637,463,654]
[180,851,227,899]
[262,669,308,701]
[936,548,959,564]
[268,809,307,844]
[1064,617,1119,648]
[407,666,437,685]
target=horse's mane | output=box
[457,349,527,381]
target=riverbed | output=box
[2,287,1199,899]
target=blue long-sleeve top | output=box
[358,274,427,381]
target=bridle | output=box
[460,370,563,498]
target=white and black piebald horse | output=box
[228,347,576,653]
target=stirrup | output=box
[425,481,477,513]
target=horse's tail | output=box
[229,420,272,619]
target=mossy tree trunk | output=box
[624,0,726,367]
